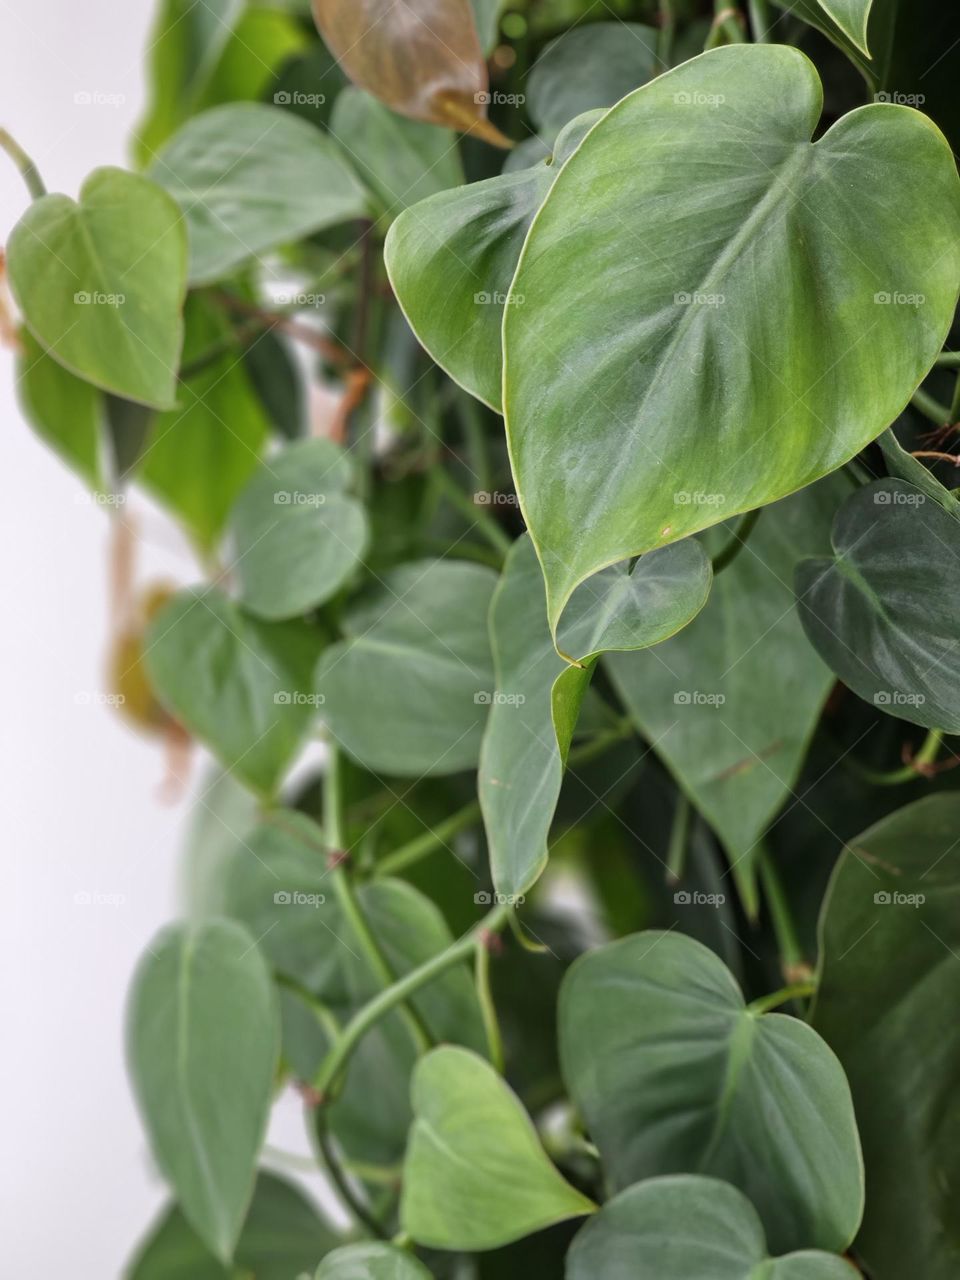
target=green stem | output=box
[705,1,745,48]
[747,980,817,1016]
[373,800,481,879]
[313,904,512,1099]
[432,466,511,559]
[0,127,46,199]
[324,746,433,1054]
[949,376,960,427]
[746,0,772,40]
[458,395,493,495]
[315,1112,389,1239]
[566,716,635,769]
[657,0,676,67]
[757,845,809,983]
[711,508,761,575]
[851,727,945,786]
[665,793,691,883]
[475,941,504,1073]
[912,387,951,426]
[935,351,960,368]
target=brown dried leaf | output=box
[312,0,511,146]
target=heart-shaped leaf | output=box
[481,534,711,898]
[559,930,864,1254]
[813,794,960,1280]
[567,1176,857,1280]
[796,479,960,732]
[502,43,960,634]
[527,22,659,135]
[151,103,368,284]
[126,920,280,1262]
[16,328,104,490]
[229,439,369,620]
[606,479,843,913]
[316,1244,432,1279]
[146,586,326,796]
[138,293,269,552]
[7,167,187,409]
[128,1172,336,1280]
[311,0,508,146]
[330,88,464,218]
[386,110,601,410]
[315,559,497,777]
[815,0,872,53]
[401,1045,596,1249]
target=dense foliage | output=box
[6,0,960,1275]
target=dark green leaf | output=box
[796,479,960,732]
[559,930,863,1254]
[527,22,658,135]
[126,920,280,1262]
[16,327,104,489]
[813,794,960,1279]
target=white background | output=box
[0,2,334,1272]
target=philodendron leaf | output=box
[16,328,104,490]
[229,439,369,621]
[128,1172,335,1280]
[796,479,960,732]
[481,534,711,899]
[606,479,843,913]
[316,1243,432,1279]
[7,167,187,409]
[138,293,269,552]
[815,0,872,53]
[151,103,368,284]
[311,0,508,146]
[878,430,960,512]
[813,795,960,1280]
[330,88,464,218]
[567,1176,857,1280]
[146,587,325,796]
[126,920,280,1262]
[502,43,960,635]
[401,1046,596,1249]
[559,931,864,1254]
[386,110,602,410]
[527,22,659,135]
[315,560,497,777]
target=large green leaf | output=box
[813,795,960,1279]
[7,168,187,409]
[315,559,497,776]
[502,43,960,634]
[385,110,601,411]
[567,1175,857,1280]
[138,294,269,551]
[229,439,369,620]
[126,920,280,1262]
[329,88,463,218]
[559,931,864,1254]
[401,1046,595,1249]
[151,103,368,284]
[481,534,711,898]
[316,1244,432,1279]
[16,328,104,490]
[527,21,658,135]
[606,480,843,911]
[146,587,325,796]
[127,1172,335,1279]
[796,479,960,733]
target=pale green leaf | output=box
[316,1243,432,1279]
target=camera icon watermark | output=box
[474,890,526,906]
[474,690,526,706]
[273,890,326,907]
[874,890,925,907]
[673,889,726,907]
[273,691,326,706]
[674,690,726,706]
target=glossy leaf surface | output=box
[126,920,279,1261]
[503,44,960,632]
[796,479,960,732]
[8,168,187,409]
[559,931,863,1254]
[401,1046,595,1249]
